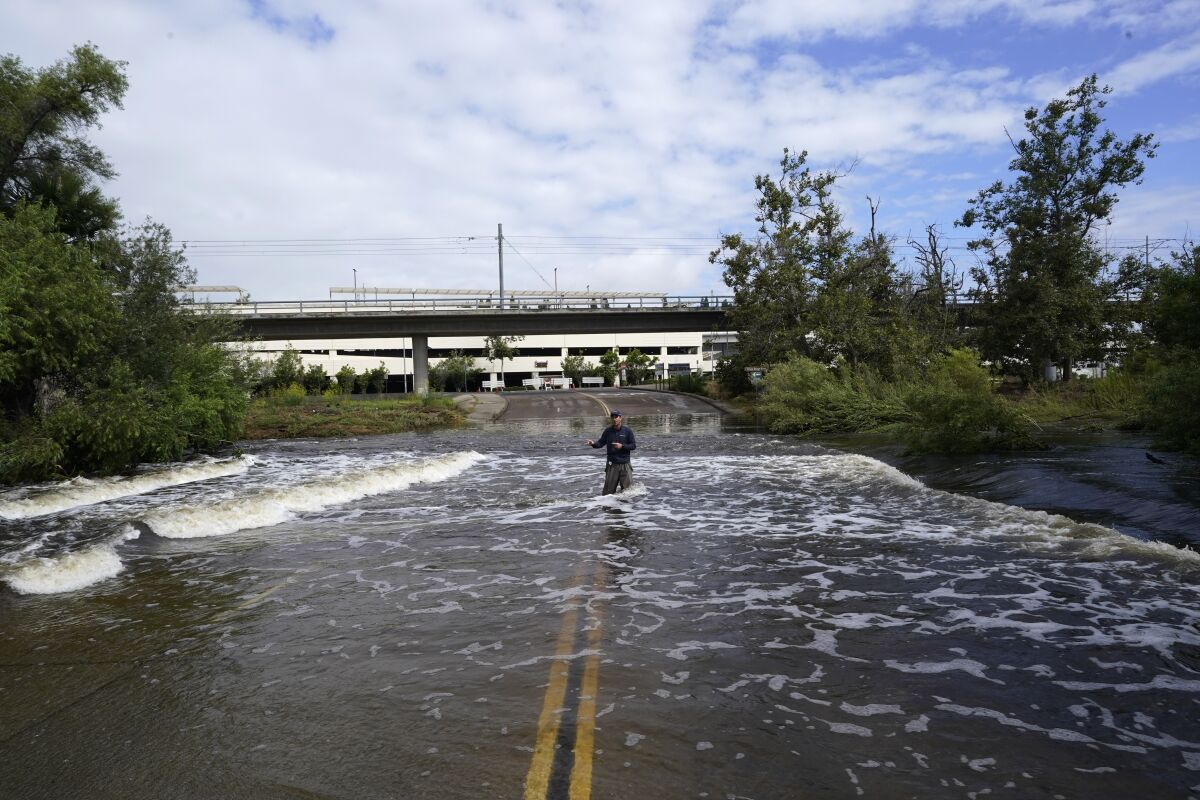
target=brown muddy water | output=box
[2,411,1198,799]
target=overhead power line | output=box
[500,235,553,290]
[174,233,1190,260]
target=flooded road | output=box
[2,395,1199,799]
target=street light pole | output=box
[497,223,505,309]
[352,268,357,301]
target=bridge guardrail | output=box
[183,296,735,315]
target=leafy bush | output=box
[671,372,708,395]
[1141,355,1200,455]
[714,354,754,397]
[1088,368,1146,415]
[896,350,1032,454]
[427,362,449,392]
[760,356,908,434]
[268,384,306,407]
[0,429,65,484]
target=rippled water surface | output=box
[2,416,1198,799]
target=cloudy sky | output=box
[9,1,1200,300]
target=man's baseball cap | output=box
[610,410,622,417]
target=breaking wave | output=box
[2,527,139,595]
[0,456,253,520]
[142,451,486,538]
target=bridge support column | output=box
[412,335,429,394]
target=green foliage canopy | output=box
[0,43,250,483]
[712,151,941,380]
[437,350,481,392]
[0,205,250,482]
[560,353,589,386]
[483,335,523,384]
[710,149,848,367]
[957,75,1156,381]
[0,44,128,241]
[622,348,658,385]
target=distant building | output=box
[247,330,728,390]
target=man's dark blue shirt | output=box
[591,424,636,464]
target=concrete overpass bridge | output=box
[197,293,732,392]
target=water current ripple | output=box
[1,421,1198,798]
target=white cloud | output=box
[1107,31,1200,92]
[4,1,1197,298]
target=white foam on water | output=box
[841,702,904,717]
[1054,676,1200,693]
[3,543,124,595]
[712,451,1200,570]
[0,456,253,520]
[142,452,486,538]
[884,658,1005,684]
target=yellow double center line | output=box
[524,562,606,800]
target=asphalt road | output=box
[498,388,722,421]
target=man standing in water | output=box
[587,410,636,495]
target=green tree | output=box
[335,364,357,394]
[597,349,620,385]
[1138,243,1200,454]
[1,44,129,241]
[623,348,658,384]
[483,335,523,386]
[271,346,304,391]
[957,75,1157,382]
[0,49,250,483]
[0,203,115,420]
[808,201,925,378]
[710,148,851,366]
[438,350,480,392]
[1143,243,1200,354]
[560,353,589,387]
[302,363,329,395]
[367,362,389,394]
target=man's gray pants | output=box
[602,462,633,495]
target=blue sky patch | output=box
[246,0,335,45]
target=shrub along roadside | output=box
[1,205,253,483]
[1140,354,1200,456]
[760,356,909,435]
[893,350,1033,454]
[758,349,1034,455]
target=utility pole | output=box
[498,223,505,309]
[1145,235,1150,270]
[554,267,558,308]
[352,268,357,301]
